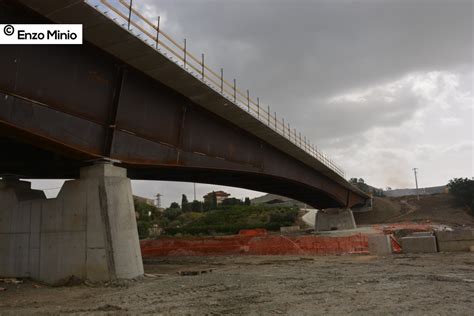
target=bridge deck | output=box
[16,0,356,192]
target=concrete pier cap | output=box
[0,162,143,284]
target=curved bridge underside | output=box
[0,1,367,209]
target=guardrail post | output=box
[155,16,160,49]
[201,54,205,80]
[257,97,260,118]
[247,90,250,112]
[220,68,224,93]
[267,106,270,125]
[127,0,133,30]
[233,79,236,102]
[183,39,187,67]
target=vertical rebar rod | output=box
[220,68,224,93]
[274,112,277,129]
[257,97,260,118]
[247,90,250,112]
[282,118,285,136]
[155,16,160,49]
[183,38,187,67]
[201,54,205,80]
[268,106,270,125]
[127,0,133,30]
[233,79,236,102]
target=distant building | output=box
[133,195,155,206]
[203,190,230,205]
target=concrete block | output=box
[401,235,438,253]
[411,232,433,237]
[368,234,392,255]
[280,226,300,234]
[435,229,474,252]
[438,240,474,252]
[80,163,127,179]
[435,230,474,242]
[315,208,356,232]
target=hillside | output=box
[354,193,474,227]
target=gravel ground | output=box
[1,253,473,315]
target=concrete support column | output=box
[315,208,356,232]
[0,163,143,284]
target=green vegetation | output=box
[447,178,474,213]
[349,178,384,197]
[164,205,299,236]
[133,196,299,238]
[134,197,163,239]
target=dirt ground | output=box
[355,194,474,227]
[1,253,473,315]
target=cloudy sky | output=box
[34,0,473,206]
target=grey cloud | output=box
[32,0,471,202]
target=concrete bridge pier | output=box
[0,163,143,284]
[315,208,357,232]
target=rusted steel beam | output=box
[0,1,368,209]
[103,66,126,157]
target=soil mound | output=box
[355,194,474,227]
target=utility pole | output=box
[193,183,196,201]
[413,168,419,200]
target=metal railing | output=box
[87,0,345,178]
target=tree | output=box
[170,202,180,209]
[181,194,190,212]
[191,200,203,212]
[203,201,212,212]
[210,192,218,210]
[244,197,251,206]
[349,178,358,184]
[163,207,182,221]
[447,178,474,213]
[358,178,365,184]
[221,197,243,206]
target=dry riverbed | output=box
[1,253,473,315]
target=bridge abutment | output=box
[0,163,143,284]
[315,208,357,232]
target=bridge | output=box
[0,0,368,284]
